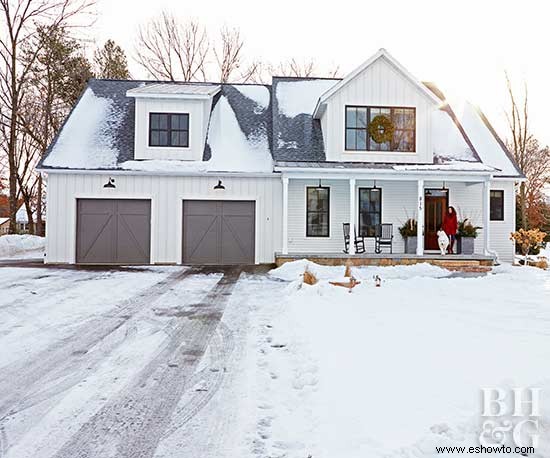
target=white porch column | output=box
[483,179,491,255]
[416,179,425,255]
[349,178,356,255]
[282,176,289,255]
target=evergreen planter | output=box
[457,236,475,255]
[404,236,417,254]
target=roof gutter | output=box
[37,167,281,179]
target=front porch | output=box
[275,252,495,271]
[278,167,500,266]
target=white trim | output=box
[276,170,492,183]
[39,168,279,178]
[128,93,214,100]
[416,179,425,255]
[313,49,441,118]
[73,194,156,264]
[282,176,289,255]
[349,178,356,255]
[176,193,262,265]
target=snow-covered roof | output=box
[120,95,272,173]
[277,79,337,118]
[42,87,122,169]
[126,83,220,98]
[16,206,29,223]
[39,60,522,178]
[449,98,523,177]
[0,217,8,226]
[234,84,270,110]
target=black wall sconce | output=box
[103,177,116,189]
[213,180,225,190]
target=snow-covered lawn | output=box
[209,261,550,458]
[1,262,549,457]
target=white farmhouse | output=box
[38,49,523,266]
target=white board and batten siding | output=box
[320,56,435,164]
[45,173,282,264]
[489,180,516,263]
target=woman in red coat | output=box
[441,206,458,254]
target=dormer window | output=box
[345,106,415,152]
[149,113,189,148]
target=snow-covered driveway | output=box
[2,262,550,458]
[0,265,246,458]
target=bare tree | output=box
[0,0,94,233]
[505,73,550,229]
[135,12,209,81]
[214,26,244,83]
[268,58,341,79]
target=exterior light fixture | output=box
[373,180,379,190]
[103,177,116,189]
[317,179,323,188]
[213,180,225,190]
[442,181,447,191]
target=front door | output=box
[424,189,448,250]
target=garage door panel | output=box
[117,212,151,263]
[77,212,115,263]
[182,200,255,265]
[183,214,220,264]
[221,215,255,264]
[76,199,151,264]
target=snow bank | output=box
[0,235,44,259]
[276,79,337,118]
[120,96,273,174]
[43,88,123,169]
[234,85,270,109]
[269,259,452,282]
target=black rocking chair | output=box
[375,223,393,254]
[343,223,365,254]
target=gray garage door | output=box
[183,200,255,265]
[76,199,151,264]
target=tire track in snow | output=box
[52,267,241,458]
[160,321,235,440]
[0,268,192,422]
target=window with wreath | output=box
[358,187,381,237]
[306,187,330,237]
[149,113,189,147]
[345,106,415,152]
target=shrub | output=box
[457,218,481,238]
[399,218,417,237]
[510,228,546,259]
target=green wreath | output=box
[368,115,395,144]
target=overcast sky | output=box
[93,0,549,145]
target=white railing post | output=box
[483,179,491,255]
[349,178,356,255]
[416,179,425,255]
[282,176,289,255]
